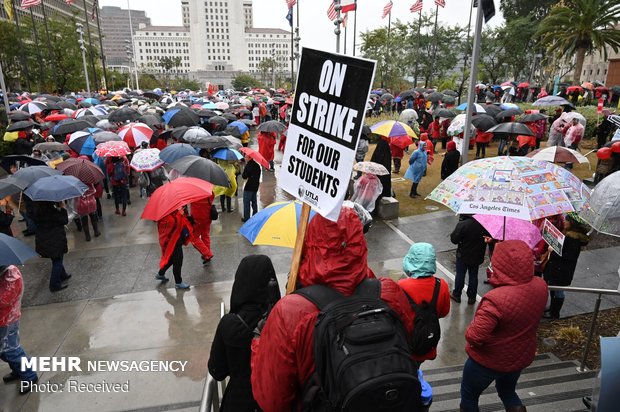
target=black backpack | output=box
[405,278,442,357]
[295,278,423,412]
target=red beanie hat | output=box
[447,140,457,151]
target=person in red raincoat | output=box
[155,209,193,289]
[389,140,405,173]
[189,195,214,264]
[257,131,276,170]
[428,117,442,151]
[251,208,415,412]
[475,129,493,159]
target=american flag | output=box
[410,0,423,13]
[20,0,41,8]
[286,0,296,8]
[434,0,445,8]
[342,12,348,27]
[382,1,393,19]
[327,1,337,21]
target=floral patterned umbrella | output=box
[426,156,590,221]
[94,141,132,158]
[353,161,390,176]
[130,148,165,172]
[447,114,474,137]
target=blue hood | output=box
[403,243,437,278]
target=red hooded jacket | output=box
[0,266,23,327]
[157,210,192,270]
[466,240,548,372]
[251,208,414,412]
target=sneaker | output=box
[121,211,127,216]
[449,292,461,303]
[155,274,169,282]
[49,284,68,292]
[468,297,477,305]
[175,282,190,290]
[3,372,19,383]
[115,209,120,215]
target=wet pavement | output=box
[2,147,619,411]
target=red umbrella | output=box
[141,177,214,221]
[118,122,153,148]
[239,147,269,168]
[567,85,583,93]
[95,141,131,158]
[56,157,104,184]
[44,113,69,122]
[517,82,530,88]
[390,135,414,150]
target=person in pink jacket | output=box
[0,265,38,393]
[460,240,548,412]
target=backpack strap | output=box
[354,277,381,298]
[429,278,441,307]
[294,284,343,311]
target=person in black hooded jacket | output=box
[208,255,280,412]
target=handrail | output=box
[199,302,227,412]
[546,285,620,372]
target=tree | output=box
[257,58,276,85]
[232,74,262,90]
[170,77,201,90]
[536,0,620,83]
[157,56,182,88]
[500,0,556,22]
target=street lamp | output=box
[76,23,91,96]
[125,39,139,90]
[271,43,277,89]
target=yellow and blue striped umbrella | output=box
[239,201,316,248]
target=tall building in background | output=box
[100,6,151,68]
[243,0,253,29]
[133,25,191,75]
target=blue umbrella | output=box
[162,108,181,124]
[159,143,199,164]
[202,102,217,109]
[24,175,88,201]
[499,102,519,110]
[82,97,101,105]
[12,165,61,186]
[212,147,243,161]
[0,233,39,265]
[228,120,249,134]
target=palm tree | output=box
[535,0,620,83]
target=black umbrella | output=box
[487,122,534,138]
[399,90,416,100]
[169,155,231,187]
[224,125,242,138]
[195,109,218,118]
[494,109,522,121]
[98,100,118,107]
[143,91,161,100]
[427,92,444,103]
[108,106,141,123]
[1,157,48,174]
[164,107,200,127]
[483,104,502,116]
[8,110,32,121]
[33,142,70,152]
[7,120,36,131]
[222,113,238,122]
[484,91,496,100]
[191,135,229,150]
[56,101,78,110]
[79,115,101,126]
[414,87,428,93]
[159,126,189,141]
[138,114,163,127]
[471,115,498,132]
[442,96,456,104]
[208,116,228,126]
[433,109,456,118]
[611,85,620,94]
[257,120,286,133]
[380,93,395,101]
[52,119,92,136]
[442,90,458,97]
[519,113,548,123]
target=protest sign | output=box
[542,218,565,256]
[280,48,376,221]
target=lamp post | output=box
[127,0,140,90]
[124,45,134,89]
[271,43,277,89]
[76,23,91,96]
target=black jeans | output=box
[220,195,232,212]
[475,142,487,158]
[112,185,128,210]
[158,239,183,284]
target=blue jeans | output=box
[0,322,37,382]
[243,191,257,220]
[454,258,479,300]
[461,357,522,411]
[51,256,67,289]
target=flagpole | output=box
[28,7,44,91]
[127,0,139,90]
[428,4,439,87]
[385,10,391,88]
[11,0,31,91]
[352,0,357,56]
[335,0,341,53]
[94,0,109,90]
[82,0,98,89]
[413,9,422,87]
[458,0,474,105]
[343,16,347,55]
[0,60,11,110]
[462,1,483,165]
[290,6,294,89]
[40,2,59,93]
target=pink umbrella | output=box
[118,122,153,148]
[473,214,542,249]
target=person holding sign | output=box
[542,214,590,319]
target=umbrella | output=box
[399,90,416,100]
[533,96,571,107]
[238,147,269,168]
[611,85,620,95]
[487,122,534,138]
[215,102,229,110]
[399,109,418,122]
[0,233,39,266]
[562,111,586,126]
[471,115,497,132]
[433,109,456,119]
[208,116,228,127]
[159,143,197,164]
[427,92,444,103]
[380,93,394,101]
[494,109,522,121]
[138,114,163,127]
[580,171,620,237]
[0,176,27,198]
[108,106,141,123]
[141,177,214,221]
[56,157,105,184]
[52,119,92,136]
[74,107,107,118]
[473,215,542,248]
[353,161,390,176]
[195,109,218,118]
[239,201,317,248]
[526,146,589,165]
[11,165,60,185]
[456,102,486,113]
[446,114,473,137]
[162,107,200,127]
[426,156,590,221]
[33,142,69,152]
[24,175,88,201]
[94,141,132,157]
[44,113,69,122]
[482,104,502,116]
[224,125,242,138]
[484,91,496,100]
[19,101,46,114]
[130,148,165,172]
[222,113,238,122]
[142,91,161,100]
[257,120,286,134]
[212,147,243,161]
[581,82,594,90]
[182,126,211,143]
[8,110,32,121]
[442,95,456,104]
[170,155,230,187]
[567,86,583,93]
[520,113,548,123]
[517,82,530,89]
[371,120,418,149]
[608,115,620,128]
[499,103,520,110]
[202,102,217,109]
[81,97,101,106]
[118,122,153,148]
[442,90,458,97]
[92,131,121,144]
[68,129,99,155]
[228,120,249,134]
[7,121,36,132]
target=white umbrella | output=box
[562,111,586,126]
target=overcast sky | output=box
[99,0,504,53]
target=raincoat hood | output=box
[490,240,534,286]
[403,243,436,278]
[447,141,457,152]
[230,254,279,314]
[0,265,24,326]
[299,207,370,295]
